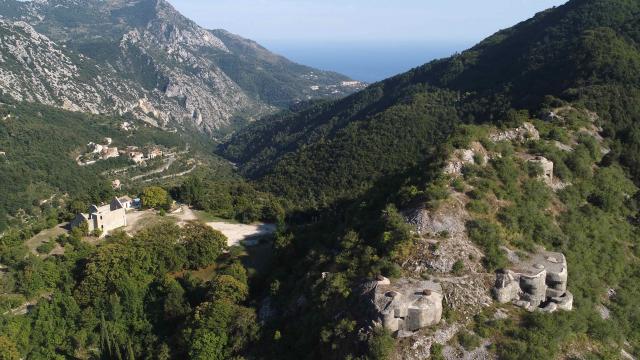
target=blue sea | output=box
[262,40,474,83]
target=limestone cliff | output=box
[0,0,365,136]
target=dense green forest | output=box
[0,221,257,359]
[2,0,640,359]
[173,177,284,224]
[219,0,640,358]
[223,0,640,207]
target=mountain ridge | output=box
[0,0,365,136]
[222,0,640,205]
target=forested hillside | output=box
[2,0,640,359]
[223,0,640,207]
[0,95,232,232]
[219,0,640,358]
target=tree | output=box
[0,336,20,360]
[184,300,234,360]
[141,186,170,209]
[182,223,228,269]
[367,328,395,360]
[209,275,248,303]
[188,329,226,360]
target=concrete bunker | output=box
[373,278,443,336]
[493,250,572,312]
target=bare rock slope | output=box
[0,0,365,136]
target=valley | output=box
[0,0,639,359]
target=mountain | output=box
[222,0,640,206]
[219,1,640,359]
[0,1,639,359]
[0,0,364,136]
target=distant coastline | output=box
[262,40,473,83]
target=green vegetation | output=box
[221,88,457,209]
[457,330,481,351]
[0,99,190,231]
[35,241,55,255]
[0,222,258,359]
[141,186,171,210]
[2,0,640,359]
[0,336,20,360]
[367,328,395,360]
[173,176,284,223]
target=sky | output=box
[169,0,568,43]
[168,0,570,81]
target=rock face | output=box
[489,122,540,143]
[493,250,573,312]
[0,0,364,136]
[0,20,140,116]
[527,156,554,186]
[372,278,443,335]
[443,141,491,176]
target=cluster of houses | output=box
[77,137,164,166]
[123,145,163,164]
[85,137,118,162]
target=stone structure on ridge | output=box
[493,250,573,313]
[371,277,443,336]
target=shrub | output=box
[36,241,55,254]
[451,177,466,192]
[451,260,464,275]
[368,328,395,360]
[457,330,481,351]
[467,220,508,271]
[466,199,490,214]
[430,343,445,360]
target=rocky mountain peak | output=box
[0,0,364,136]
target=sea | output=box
[262,40,474,83]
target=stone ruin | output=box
[372,277,443,336]
[493,250,573,313]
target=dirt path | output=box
[169,206,199,227]
[170,206,277,246]
[3,293,52,316]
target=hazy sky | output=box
[168,0,569,43]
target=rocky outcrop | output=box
[489,122,540,143]
[527,156,554,186]
[443,142,490,176]
[0,20,141,116]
